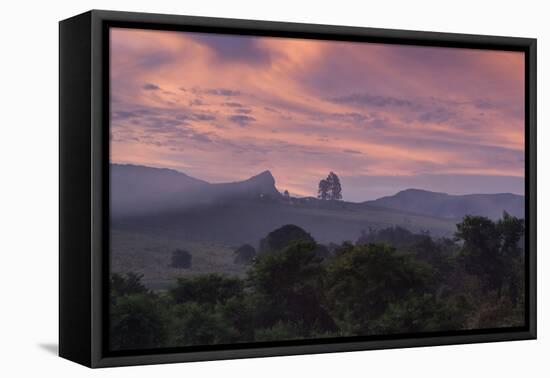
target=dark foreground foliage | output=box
[233,244,256,265]
[110,213,525,351]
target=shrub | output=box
[258,224,315,255]
[170,274,244,305]
[234,244,256,265]
[110,293,168,351]
[170,249,192,269]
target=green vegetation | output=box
[109,213,525,351]
[233,244,256,265]
[259,224,315,255]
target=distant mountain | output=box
[111,164,207,215]
[111,165,523,246]
[111,164,281,216]
[208,170,281,199]
[111,164,459,244]
[365,188,524,220]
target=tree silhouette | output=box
[326,172,342,200]
[455,212,524,298]
[317,179,330,200]
[234,244,256,265]
[170,249,192,269]
[283,190,290,199]
[318,172,343,200]
[259,224,315,255]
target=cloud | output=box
[329,93,414,108]
[189,98,206,106]
[112,108,159,121]
[184,87,241,97]
[189,132,213,143]
[142,83,160,91]
[228,114,256,126]
[204,88,241,96]
[109,28,525,199]
[141,117,183,130]
[417,107,457,124]
[343,149,362,154]
[224,102,244,108]
[312,112,370,124]
[472,99,496,110]
[191,34,271,66]
[192,113,217,121]
[139,51,176,69]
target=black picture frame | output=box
[59,9,537,368]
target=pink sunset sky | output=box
[109,27,525,201]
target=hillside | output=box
[111,164,458,244]
[111,164,281,216]
[111,164,525,244]
[365,188,524,220]
[110,164,524,289]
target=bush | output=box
[170,249,192,269]
[254,321,306,342]
[249,240,337,332]
[324,243,435,334]
[110,292,168,351]
[170,302,239,346]
[110,272,148,297]
[357,226,418,247]
[258,224,315,255]
[456,213,524,297]
[170,274,244,305]
[234,244,256,265]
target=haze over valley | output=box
[111,164,524,289]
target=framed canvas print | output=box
[59,10,537,368]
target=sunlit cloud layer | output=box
[110,28,525,201]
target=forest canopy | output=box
[109,213,525,351]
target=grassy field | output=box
[110,200,458,290]
[110,229,249,290]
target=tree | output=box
[283,190,290,199]
[234,244,257,265]
[110,292,168,350]
[324,243,435,334]
[456,212,525,301]
[169,274,249,346]
[258,224,315,255]
[249,240,337,332]
[318,172,343,200]
[326,171,342,200]
[356,226,418,247]
[170,249,192,269]
[455,215,503,293]
[109,273,168,351]
[111,272,148,297]
[317,179,329,200]
[170,274,244,305]
[171,302,239,346]
[496,212,525,305]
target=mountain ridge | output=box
[365,188,524,220]
[111,163,281,216]
[111,163,524,221]
[388,187,522,197]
